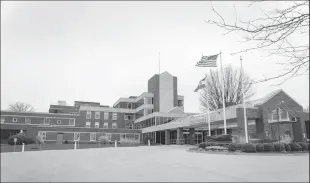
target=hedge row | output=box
[198,142,228,149]
[227,142,309,153]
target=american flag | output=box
[195,54,218,67]
[194,77,206,92]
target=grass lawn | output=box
[1,145,309,182]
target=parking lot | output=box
[1,145,309,182]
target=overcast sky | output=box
[1,1,309,113]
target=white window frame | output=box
[25,118,31,124]
[38,132,46,140]
[12,118,18,123]
[95,121,99,128]
[85,121,91,128]
[104,112,109,120]
[44,118,51,125]
[112,113,117,121]
[95,112,100,119]
[125,124,133,129]
[127,103,132,109]
[86,111,91,119]
[90,133,96,141]
[69,119,75,126]
[112,122,117,129]
[0,117,4,124]
[10,131,19,136]
[57,120,62,124]
[74,132,80,141]
[103,122,108,129]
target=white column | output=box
[22,143,25,152]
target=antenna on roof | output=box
[158,52,161,75]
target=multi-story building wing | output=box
[1,71,309,145]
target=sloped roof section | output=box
[249,89,283,106]
[249,89,303,109]
[167,107,185,114]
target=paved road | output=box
[1,145,309,182]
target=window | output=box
[90,133,96,141]
[69,119,75,126]
[103,122,108,128]
[10,132,19,136]
[74,133,80,141]
[38,132,46,140]
[57,120,61,124]
[104,112,109,120]
[0,117,4,124]
[85,121,91,128]
[95,122,99,128]
[44,118,51,125]
[127,103,132,109]
[112,122,117,129]
[151,98,154,104]
[86,111,91,119]
[25,118,31,124]
[178,100,183,106]
[12,118,18,123]
[95,112,100,119]
[112,113,117,121]
[125,124,133,129]
[124,115,133,120]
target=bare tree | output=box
[200,65,255,111]
[207,1,309,84]
[9,102,35,112]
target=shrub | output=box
[206,134,232,142]
[64,140,69,144]
[297,142,308,151]
[284,143,291,152]
[263,143,275,152]
[235,143,243,150]
[289,143,302,151]
[273,143,285,152]
[242,143,256,153]
[98,136,109,144]
[228,144,237,152]
[198,143,207,149]
[255,144,264,152]
[8,134,36,145]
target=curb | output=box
[187,149,310,156]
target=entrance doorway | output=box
[56,133,64,144]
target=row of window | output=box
[85,121,117,129]
[0,117,75,126]
[86,112,133,120]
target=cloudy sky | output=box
[1,1,309,113]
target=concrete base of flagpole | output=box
[22,143,25,152]
[148,139,150,146]
[74,141,77,150]
[115,140,117,148]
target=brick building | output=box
[1,71,309,145]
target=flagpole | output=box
[204,73,211,137]
[240,56,249,143]
[220,51,227,135]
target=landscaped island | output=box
[189,134,310,154]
